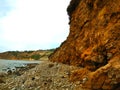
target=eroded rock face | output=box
[49,0,120,89]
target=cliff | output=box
[49,0,120,89]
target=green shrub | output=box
[31,54,41,60]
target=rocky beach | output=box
[0,61,84,90]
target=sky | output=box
[0,0,70,52]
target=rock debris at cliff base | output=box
[0,61,84,90]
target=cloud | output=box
[0,0,16,17]
[0,0,70,52]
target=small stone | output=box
[7,70,12,75]
[31,77,35,80]
[35,76,40,80]
[75,81,81,85]
[116,74,120,78]
[15,71,21,76]
[11,87,16,90]
[65,88,69,90]
[82,77,88,83]
[0,72,6,77]
[47,78,52,82]
[0,79,5,83]
[48,63,54,68]
[61,75,66,78]
[43,82,47,85]
[65,71,70,75]
[107,53,113,60]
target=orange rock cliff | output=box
[49,0,120,89]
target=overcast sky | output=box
[0,0,70,52]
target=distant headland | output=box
[0,49,55,60]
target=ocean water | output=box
[0,59,40,72]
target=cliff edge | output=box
[49,0,120,89]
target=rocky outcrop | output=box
[49,0,120,89]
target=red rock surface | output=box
[49,0,120,89]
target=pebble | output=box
[0,61,83,90]
[107,53,113,60]
[75,81,81,85]
[7,70,12,75]
[82,77,88,83]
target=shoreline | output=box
[0,61,83,90]
[0,59,41,73]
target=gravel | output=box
[0,61,84,90]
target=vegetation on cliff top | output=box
[0,49,55,60]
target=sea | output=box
[0,59,40,72]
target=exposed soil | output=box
[49,0,120,89]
